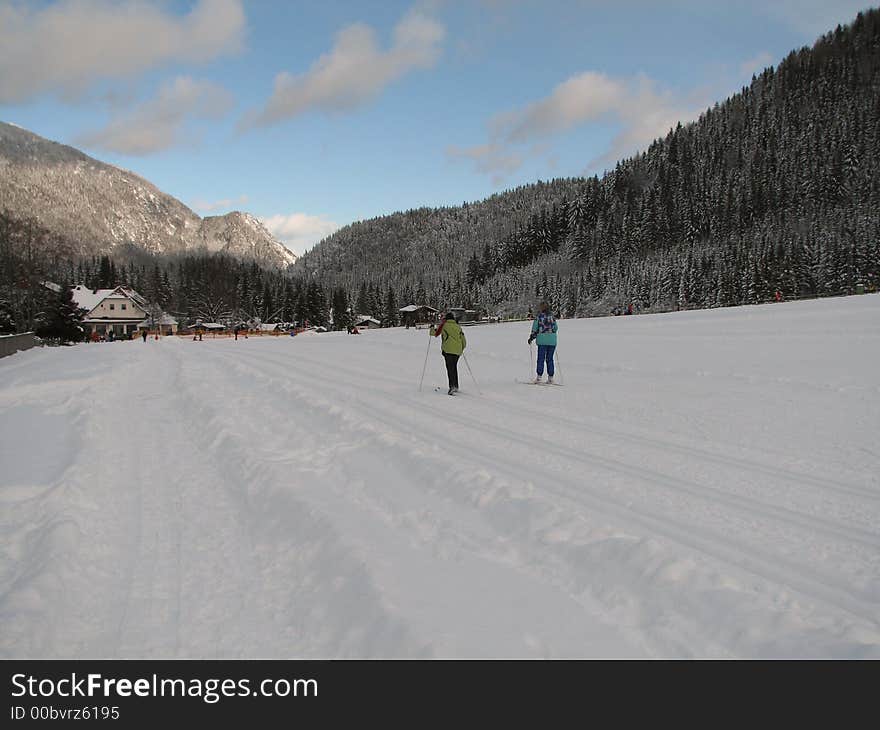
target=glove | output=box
[527,334,536,344]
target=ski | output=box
[515,379,564,386]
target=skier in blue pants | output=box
[527,302,558,383]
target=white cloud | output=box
[0,0,245,104]
[499,71,626,142]
[261,213,341,256]
[453,70,710,182]
[446,143,525,187]
[243,9,444,128]
[75,77,234,155]
[588,74,709,170]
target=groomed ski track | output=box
[1,295,878,658]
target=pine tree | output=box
[331,287,353,331]
[0,297,15,334]
[355,282,370,317]
[383,285,398,327]
[369,284,382,318]
[294,286,309,325]
[281,281,296,323]
[466,252,481,287]
[260,283,274,322]
[35,284,84,343]
[98,256,114,288]
[306,281,328,326]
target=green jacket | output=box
[432,320,467,355]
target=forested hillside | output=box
[295,9,880,316]
[0,122,296,268]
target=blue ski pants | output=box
[536,344,556,376]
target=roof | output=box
[71,285,109,312]
[354,316,381,324]
[399,304,438,312]
[137,314,178,327]
[71,285,149,314]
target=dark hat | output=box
[445,311,457,321]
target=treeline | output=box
[0,209,79,336]
[71,252,422,330]
[0,209,411,336]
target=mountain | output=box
[294,9,880,315]
[0,121,296,268]
[198,210,293,265]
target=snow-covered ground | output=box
[1,295,878,658]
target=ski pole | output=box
[529,341,535,381]
[554,348,563,385]
[418,330,433,391]
[461,353,482,395]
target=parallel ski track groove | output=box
[211,346,880,629]
[236,345,879,548]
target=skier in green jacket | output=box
[431,312,467,395]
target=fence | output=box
[175,328,297,339]
[0,332,38,359]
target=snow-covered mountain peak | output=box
[0,121,296,269]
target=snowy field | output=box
[1,295,879,659]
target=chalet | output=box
[136,313,178,336]
[448,307,478,323]
[71,285,178,338]
[353,314,382,329]
[258,323,285,334]
[399,304,438,327]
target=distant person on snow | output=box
[141,329,148,342]
[431,312,466,395]
[528,302,558,384]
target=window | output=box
[109,303,115,310]
[122,303,127,310]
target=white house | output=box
[71,285,178,338]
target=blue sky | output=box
[0,0,873,255]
